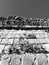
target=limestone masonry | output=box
[0,16,49,65]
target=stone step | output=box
[1,53,49,65]
[0,38,49,44]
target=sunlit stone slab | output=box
[0,32,3,36]
[43,32,48,38]
[23,53,36,65]
[27,39,40,44]
[8,39,14,44]
[42,44,49,51]
[1,35,6,39]
[36,32,48,38]
[0,39,2,43]
[12,32,17,35]
[4,45,11,54]
[1,39,8,44]
[32,30,45,34]
[6,34,11,39]
[7,34,15,39]
[14,39,19,44]
[47,33,49,38]
[45,38,49,43]
[0,45,5,53]
[1,54,11,65]
[36,33,41,38]
[14,34,21,39]
[8,32,13,35]
[36,54,48,65]
[27,39,46,44]
[38,39,47,43]
[11,54,21,65]
[39,33,46,38]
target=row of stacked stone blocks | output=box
[0,30,49,44]
[0,53,49,65]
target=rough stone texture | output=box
[0,30,49,44]
[0,16,49,65]
[0,29,49,65]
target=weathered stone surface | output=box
[36,54,48,65]
[11,54,21,65]
[0,17,49,65]
[0,54,11,65]
[23,53,36,65]
[0,45,5,54]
